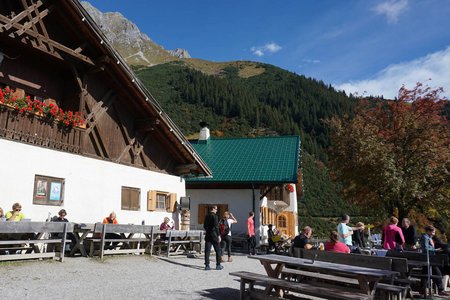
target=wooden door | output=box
[277,211,295,238]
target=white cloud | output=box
[334,46,450,99]
[251,42,282,57]
[303,59,321,64]
[373,0,409,24]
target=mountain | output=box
[82,2,368,237]
[81,1,190,66]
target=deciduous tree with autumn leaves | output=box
[328,83,449,235]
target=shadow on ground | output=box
[197,287,239,299]
[157,257,205,270]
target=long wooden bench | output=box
[0,221,73,262]
[154,230,204,257]
[293,249,410,299]
[281,268,407,300]
[230,271,370,300]
[387,250,448,294]
[85,223,154,259]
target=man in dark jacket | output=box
[203,205,223,270]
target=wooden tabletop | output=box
[250,254,399,279]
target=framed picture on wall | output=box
[33,175,64,206]
[35,179,48,198]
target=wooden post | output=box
[180,209,190,231]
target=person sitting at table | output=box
[352,222,365,248]
[292,226,314,252]
[5,202,26,221]
[51,209,76,253]
[159,217,173,240]
[383,216,404,251]
[0,207,6,221]
[401,218,417,250]
[325,231,350,253]
[102,212,121,250]
[419,225,450,296]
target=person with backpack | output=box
[219,211,237,262]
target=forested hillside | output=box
[135,62,357,162]
[134,61,364,237]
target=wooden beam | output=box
[0,14,95,66]
[30,0,54,52]
[0,0,44,31]
[20,0,45,50]
[135,118,160,133]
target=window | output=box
[147,190,177,212]
[33,175,65,206]
[156,193,167,209]
[121,186,140,211]
[277,215,287,228]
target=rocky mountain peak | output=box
[168,48,191,59]
[81,1,191,65]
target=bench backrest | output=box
[387,250,448,267]
[185,230,204,238]
[295,249,393,271]
[93,223,155,234]
[167,230,188,238]
[0,221,73,233]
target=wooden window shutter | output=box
[198,204,208,224]
[147,190,157,211]
[168,193,177,212]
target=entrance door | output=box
[277,212,295,238]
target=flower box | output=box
[0,87,86,129]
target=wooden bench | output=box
[230,271,370,300]
[0,221,73,262]
[387,250,448,294]
[85,223,154,259]
[293,249,410,299]
[281,268,407,300]
[154,230,204,257]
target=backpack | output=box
[219,219,230,237]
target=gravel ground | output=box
[0,253,264,299]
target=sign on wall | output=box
[33,175,64,206]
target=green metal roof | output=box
[187,136,301,184]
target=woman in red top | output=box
[324,231,350,253]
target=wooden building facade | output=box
[0,0,210,224]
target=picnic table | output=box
[70,223,95,257]
[0,221,73,262]
[249,254,399,297]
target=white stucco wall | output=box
[187,188,260,238]
[0,139,184,226]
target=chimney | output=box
[198,121,210,143]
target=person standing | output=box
[337,214,362,251]
[401,218,416,250]
[247,211,256,255]
[352,222,365,248]
[220,211,237,262]
[203,205,223,270]
[383,216,404,250]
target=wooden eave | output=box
[60,0,212,177]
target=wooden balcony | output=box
[0,104,83,153]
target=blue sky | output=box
[87,0,450,98]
